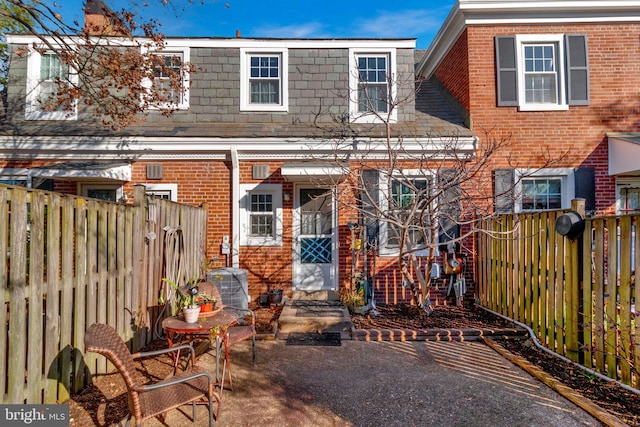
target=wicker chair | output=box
[84,323,220,427]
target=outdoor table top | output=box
[162,310,239,335]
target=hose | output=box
[475,303,640,396]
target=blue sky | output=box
[60,0,455,49]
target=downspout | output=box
[476,303,640,396]
[231,146,240,268]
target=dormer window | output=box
[25,51,78,120]
[240,48,288,112]
[349,48,397,123]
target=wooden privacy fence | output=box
[0,184,207,404]
[477,206,639,389]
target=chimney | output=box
[236,30,241,38]
[83,0,129,36]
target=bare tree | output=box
[313,70,563,315]
[2,0,209,128]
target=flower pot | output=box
[258,293,269,306]
[183,306,201,323]
[199,302,214,313]
[268,289,283,305]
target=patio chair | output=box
[198,282,257,389]
[84,323,220,427]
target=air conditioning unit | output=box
[207,268,249,314]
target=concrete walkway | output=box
[146,339,601,427]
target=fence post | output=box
[566,198,585,362]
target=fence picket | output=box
[478,210,639,390]
[27,192,45,402]
[618,216,632,384]
[0,188,7,402]
[8,189,28,404]
[0,184,207,404]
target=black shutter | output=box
[495,36,518,107]
[438,169,461,252]
[494,169,514,213]
[566,34,590,106]
[574,167,595,215]
[359,169,379,245]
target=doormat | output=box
[286,332,342,346]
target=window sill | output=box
[518,104,569,112]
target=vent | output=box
[252,164,270,180]
[146,164,163,180]
[207,268,249,315]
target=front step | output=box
[277,296,353,340]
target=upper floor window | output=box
[349,49,397,123]
[240,48,288,112]
[153,53,186,106]
[495,34,589,111]
[142,46,190,110]
[357,55,389,113]
[25,51,78,120]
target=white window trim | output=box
[140,45,191,110]
[144,183,178,202]
[514,168,575,213]
[0,168,30,186]
[239,48,289,112]
[615,177,640,214]
[515,34,568,112]
[239,183,283,246]
[348,48,397,124]
[378,170,435,257]
[25,50,78,121]
[78,183,123,202]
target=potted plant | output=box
[162,278,201,323]
[267,284,284,305]
[196,292,216,313]
[182,284,201,323]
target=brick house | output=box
[1,5,474,304]
[417,0,640,217]
[3,0,639,305]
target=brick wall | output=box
[434,23,640,215]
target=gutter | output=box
[231,146,240,269]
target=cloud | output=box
[251,22,329,39]
[352,9,446,40]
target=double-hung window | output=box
[240,48,288,112]
[349,49,397,123]
[153,53,185,106]
[523,44,558,104]
[357,55,389,113]
[379,172,432,256]
[249,193,274,237]
[142,45,190,110]
[26,51,78,120]
[495,34,589,110]
[239,184,283,246]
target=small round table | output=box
[162,310,239,380]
